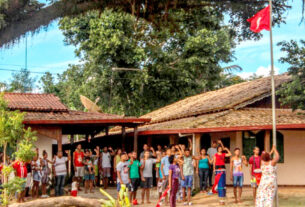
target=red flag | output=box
[247,5,270,33]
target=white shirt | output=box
[102,152,111,168]
[72,181,78,191]
[207,147,217,161]
[54,156,68,176]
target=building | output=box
[3,93,150,158]
[111,73,305,185]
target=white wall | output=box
[209,130,305,186]
[35,134,54,160]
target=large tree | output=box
[40,8,236,116]
[0,0,294,47]
[9,68,35,93]
[277,40,305,110]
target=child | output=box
[168,155,183,207]
[128,151,141,204]
[31,152,42,198]
[140,151,159,204]
[249,146,261,202]
[83,154,94,193]
[71,177,78,197]
[116,152,130,198]
[213,140,231,205]
[230,148,248,203]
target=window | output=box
[242,131,256,159]
[270,131,284,163]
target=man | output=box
[160,148,171,205]
[249,146,261,202]
[53,150,71,196]
[181,148,196,206]
[140,144,156,159]
[116,152,130,197]
[73,144,84,190]
[230,148,248,203]
[101,146,115,189]
[140,151,159,204]
[128,151,141,204]
[207,141,217,187]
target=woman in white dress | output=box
[256,145,279,207]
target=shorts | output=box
[117,182,131,192]
[181,175,193,188]
[233,175,243,187]
[141,177,153,189]
[75,166,84,177]
[130,178,140,192]
[71,190,77,197]
[84,174,95,181]
[103,168,111,178]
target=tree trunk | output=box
[3,142,8,207]
[8,196,101,207]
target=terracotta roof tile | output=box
[4,93,68,112]
[141,74,291,123]
[24,110,123,121]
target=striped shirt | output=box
[54,156,68,176]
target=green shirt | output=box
[129,160,141,179]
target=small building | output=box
[3,93,149,157]
[111,73,305,186]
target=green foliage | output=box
[277,40,305,110]
[0,94,37,205]
[14,127,37,162]
[0,176,26,206]
[41,9,236,116]
[9,68,35,93]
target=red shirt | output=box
[215,153,226,166]
[74,151,84,167]
[13,161,27,178]
[249,155,261,176]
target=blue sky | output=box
[0,0,304,87]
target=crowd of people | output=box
[0,139,280,207]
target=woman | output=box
[168,155,183,207]
[113,149,122,183]
[213,140,231,205]
[31,153,42,198]
[53,150,70,196]
[256,145,279,207]
[41,150,51,198]
[197,148,212,193]
[13,158,28,203]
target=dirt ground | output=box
[75,186,305,207]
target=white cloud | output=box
[237,65,280,79]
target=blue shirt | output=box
[198,158,209,169]
[161,156,170,176]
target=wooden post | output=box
[236,131,243,152]
[70,134,75,178]
[57,131,63,152]
[264,130,271,152]
[122,126,126,150]
[134,126,138,153]
[169,135,178,145]
[194,134,201,156]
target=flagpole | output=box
[268,0,278,206]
